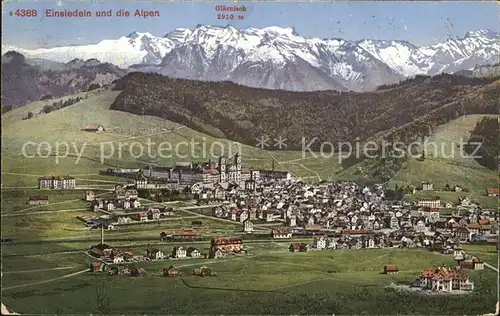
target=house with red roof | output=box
[84,125,105,132]
[383,265,399,275]
[486,188,500,197]
[418,266,474,292]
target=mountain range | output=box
[3,26,499,92]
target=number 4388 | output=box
[15,9,38,17]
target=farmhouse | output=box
[85,190,95,201]
[37,176,76,189]
[271,228,292,239]
[193,266,213,277]
[135,212,148,221]
[289,243,310,252]
[84,125,105,132]
[162,229,202,241]
[146,248,166,260]
[453,226,472,243]
[187,247,202,257]
[313,236,327,249]
[89,243,115,258]
[108,265,131,276]
[243,219,254,233]
[209,236,243,258]
[90,261,106,272]
[26,195,49,205]
[148,208,161,220]
[341,229,371,238]
[459,257,484,270]
[383,265,399,275]
[131,268,146,277]
[486,188,500,197]
[163,265,181,277]
[258,170,292,181]
[172,246,187,258]
[422,182,434,191]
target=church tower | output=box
[219,155,227,183]
[235,153,242,182]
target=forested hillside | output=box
[110,72,499,150]
[465,117,500,170]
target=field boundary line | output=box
[2,269,88,291]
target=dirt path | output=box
[3,266,77,274]
[297,163,322,181]
[2,269,88,291]
[2,208,88,217]
[268,152,297,178]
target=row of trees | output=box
[23,96,86,120]
[138,187,193,202]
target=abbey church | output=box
[140,153,260,186]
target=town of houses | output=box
[35,155,498,246]
[32,155,498,293]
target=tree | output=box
[444,184,450,191]
[27,112,34,119]
[1,104,13,113]
[87,83,101,91]
[42,105,55,114]
[160,231,167,240]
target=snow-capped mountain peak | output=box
[465,29,499,39]
[3,25,499,92]
[126,31,154,39]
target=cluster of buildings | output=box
[91,262,215,279]
[205,178,498,244]
[88,236,245,267]
[88,242,205,264]
[87,186,140,212]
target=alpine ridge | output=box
[2,25,499,92]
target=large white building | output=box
[417,199,441,208]
[37,176,76,189]
[419,266,474,292]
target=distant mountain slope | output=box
[110,72,499,150]
[455,63,500,78]
[4,26,499,92]
[1,51,127,108]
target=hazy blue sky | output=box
[2,1,499,48]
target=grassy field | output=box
[460,244,499,265]
[0,189,112,214]
[389,157,499,209]
[2,247,498,315]
[387,114,499,210]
